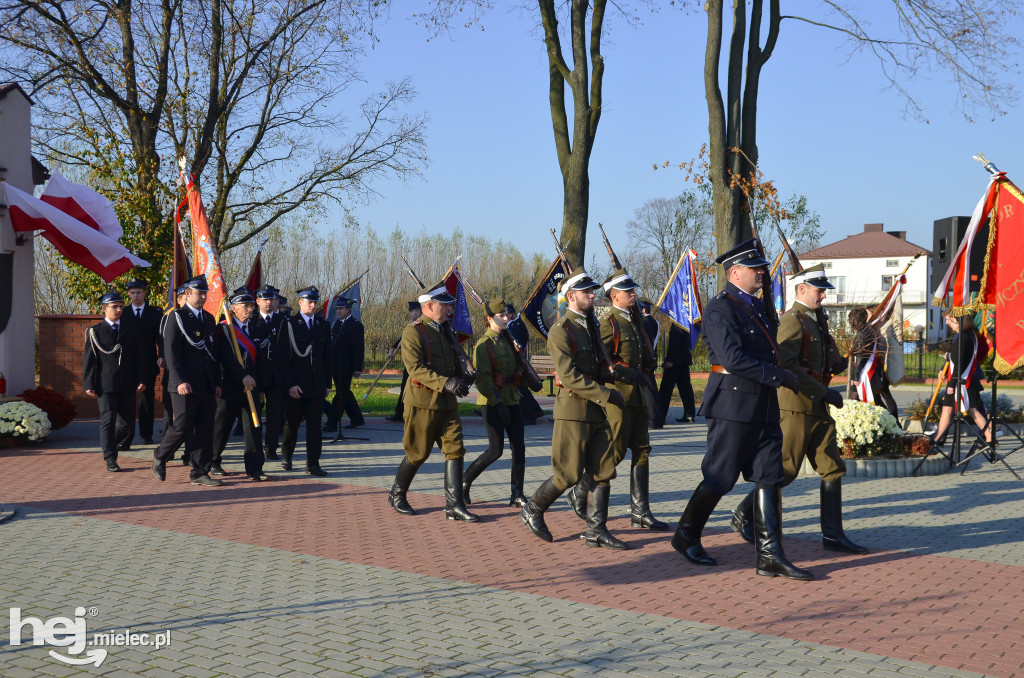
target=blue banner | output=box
[325,280,362,324]
[522,258,567,338]
[442,264,473,337]
[658,250,703,351]
[770,262,786,317]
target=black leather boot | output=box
[387,458,419,515]
[730,490,755,544]
[509,451,528,508]
[520,478,564,542]
[280,451,293,471]
[820,479,869,554]
[566,471,593,521]
[753,486,814,580]
[444,460,480,522]
[670,481,722,566]
[585,485,628,550]
[629,463,668,530]
[462,447,500,505]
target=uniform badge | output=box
[195,331,201,338]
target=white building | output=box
[796,223,934,342]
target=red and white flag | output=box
[3,181,148,282]
[932,174,1000,310]
[179,169,226,316]
[39,171,123,240]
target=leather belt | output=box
[710,365,730,375]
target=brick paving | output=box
[2,411,1024,676]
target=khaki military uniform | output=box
[777,301,846,484]
[473,329,521,406]
[401,317,465,465]
[601,306,657,472]
[548,310,617,490]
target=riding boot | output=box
[585,485,628,550]
[566,470,593,521]
[820,479,869,554]
[444,459,480,522]
[629,463,668,530]
[509,451,528,508]
[462,449,497,505]
[753,485,814,580]
[670,481,722,566]
[387,458,419,515]
[520,478,564,542]
[730,490,755,544]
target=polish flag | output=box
[39,171,123,240]
[2,182,149,282]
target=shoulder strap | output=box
[485,337,498,376]
[608,315,620,356]
[414,322,431,365]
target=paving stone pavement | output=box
[1,407,1023,677]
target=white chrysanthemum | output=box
[0,401,51,442]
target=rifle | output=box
[399,255,476,382]
[549,229,616,383]
[362,341,400,401]
[595,223,661,414]
[456,267,544,392]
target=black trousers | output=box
[97,391,135,462]
[137,379,156,440]
[155,391,215,480]
[393,370,409,418]
[655,365,695,425]
[517,387,544,422]
[701,417,785,495]
[329,373,364,426]
[282,396,323,469]
[263,385,285,454]
[161,387,193,458]
[213,394,264,476]
[471,404,526,480]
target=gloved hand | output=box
[529,379,543,393]
[612,364,633,384]
[444,377,470,398]
[780,370,800,391]
[606,390,625,409]
[824,388,844,409]
[495,403,511,426]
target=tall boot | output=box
[585,485,628,550]
[462,448,500,505]
[565,470,593,521]
[629,463,668,530]
[520,478,564,542]
[670,481,722,566]
[820,479,869,554]
[753,486,814,581]
[509,451,528,508]
[730,490,755,544]
[444,459,480,522]
[387,458,419,515]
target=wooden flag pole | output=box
[221,299,261,429]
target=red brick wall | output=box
[37,315,165,419]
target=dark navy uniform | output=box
[326,298,365,430]
[119,279,164,446]
[654,324,696,426]
[255,285,285,459]
[670,239,813,581]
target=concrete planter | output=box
[798,454,947,478]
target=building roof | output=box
[801,223,931,259]
[0,83,34,105]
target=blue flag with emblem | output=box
[441,262,473,337]
[522,257,567,338]
[656,249,703,351]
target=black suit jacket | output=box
[697,282,788,424]
[120,303,163,383]
[663,324,692,368]
[274,313,332,396]
[331,317,365,377]
[83,320,145,394]
[163,305,219,395]
[252,313,283,388]
[216,320,267,403]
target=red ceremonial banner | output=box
[975,178,1024,374]
[181,172,227,316]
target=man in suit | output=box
[152,275,222,487]
[212,287,270,481]
[386,300,422,423]
[520,271,626,548]
[730,265,866,555]
[324,296,365,432]
[274,286,332,476]
[118,279,163,446]
[255,285,284,460]
[159,285,194,464]
[670,239,812,580]
[83,291,147,472]
[653,324,696,428]
[387,286,478,522]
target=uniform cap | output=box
[182,275,210,291]
[602,268,640,293]
[100,290,124,305]
[334,296,355,309]
[255,284,279,300]
[230,286,255,305]
[715,238,770,269]
[407,300,420,312]
[560,271,601,294]
[417,286,456,304]
[296,286,320,302]
[125,279,147,290]
[790,263,834,290]
[483,298,507,317]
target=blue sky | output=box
[342,5,1024,261]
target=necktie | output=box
[242,323,248,336]
[112,322,118,333]
[136,308,142,319]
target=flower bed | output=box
[19,388,76,430]
[0,401,52,444]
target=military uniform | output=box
[159,287,194,464]
[83,292,145,471]
[387,285,478,522]
[118,280,163,446]
[463,299,529,507]
[153,276,222,485]
[212,287,269,480]
[670,239,813,580]
[520,271,627,550]
[325,298,365,431]
[273,286,332,476]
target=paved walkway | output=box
[2,410,1024,677]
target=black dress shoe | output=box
[180,456,190,465]
[152,460,166,481]
[264,450,279,461]
[281,459,293,471]
[385,414,402,422]
[344,422,364,429]
[307,468,328,477]
[248,473,272,482]
[210,466,228,477]
[118,443,131,451]
[106,460,121,472]
[142,438,154,444]
[675,416,695,423]
[191,475,223,487]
